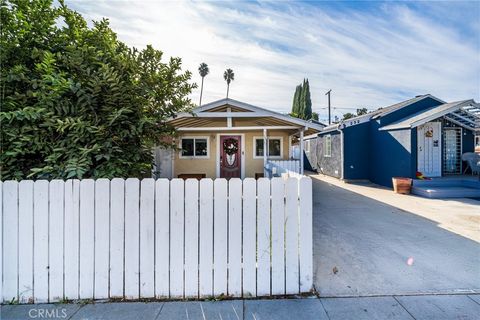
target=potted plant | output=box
[392,177,412,194]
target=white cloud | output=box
[66,0,480,121]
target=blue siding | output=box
[369,121,413,187]
[343,122,370,179]
[462,128,475,153]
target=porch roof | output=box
[168,98,325,136]
[379,99,480,132]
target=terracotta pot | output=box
[392,177,412,194]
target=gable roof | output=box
[318,94,447,134]
[380,99,479,131]
[169,98,325,134]
[372,94,445,119]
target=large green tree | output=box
[0,0,196,180]
[290,78,313,120]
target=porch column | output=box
[263,128,268,174]
[300,130,304,175]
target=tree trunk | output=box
[226,84,229,99]
[199,77,204,106]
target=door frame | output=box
[443,127,463,174]
[216,133,245,179]
[417,122,442,177]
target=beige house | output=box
[154,98,324,179]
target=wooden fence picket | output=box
[124,178,140,299]
[184,179,199,298]
[242,178,256,297]
[170,179,184,298]
[256,178,271,296]
[18,181,34,303]
[228,178,242,296]
[64,180,80,300]
[271,178,285,295]
[79,179,95,299]
[213,179,228,296]
[33,180,49,303]
[49,180,64,301]
[109,178,125,298]
[4,181,18,303]
[285,178,300,294]
[199,179,213,297]
[140,178,155,298]
[94,179,110,299]
[155,179,170,298]
[299,177,313,292]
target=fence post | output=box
[299,177,313,292]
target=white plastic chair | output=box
[462,152,480,175]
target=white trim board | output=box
[178,136,210,159]
[252,136,283,159]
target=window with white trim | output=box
[324,135,332,157]
[253,137,283,158]
[180,137,209,158]
[305,140,311,153]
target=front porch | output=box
[157,98,324,179]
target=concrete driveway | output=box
[312,174,480,297]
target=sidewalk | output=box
[2,294,480,320]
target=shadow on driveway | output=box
[312,177,480,297]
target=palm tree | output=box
[223,68,234,99]
[198,63,209,106]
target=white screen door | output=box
[417,122,441,177]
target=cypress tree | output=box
[303,79,312,120]
[298,79,306,117]
[291,85,302,116]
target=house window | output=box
[305,140,311,153]
[180,137,209,158]
[254,137,283,159]
[324,135,332,157]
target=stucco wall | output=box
[173,130,291,178]
[316,131,343,178]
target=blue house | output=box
[306,95,479,187]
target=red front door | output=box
[220,135,241,179]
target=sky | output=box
[66,0,480,122]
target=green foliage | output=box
[342,107,369,120]
[290,79,313,120]
[223,68,234,98]
[291,85,302,116]
[356,107,368,116]
[1,0,196,180]
[342,112,355,120]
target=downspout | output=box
[336,122,345,180]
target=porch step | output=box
[411,179,480,198]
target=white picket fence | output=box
[0,177,313,304]
[266,160,302,178]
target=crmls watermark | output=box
[28,308,68,319]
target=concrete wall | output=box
[173,130,291,178]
